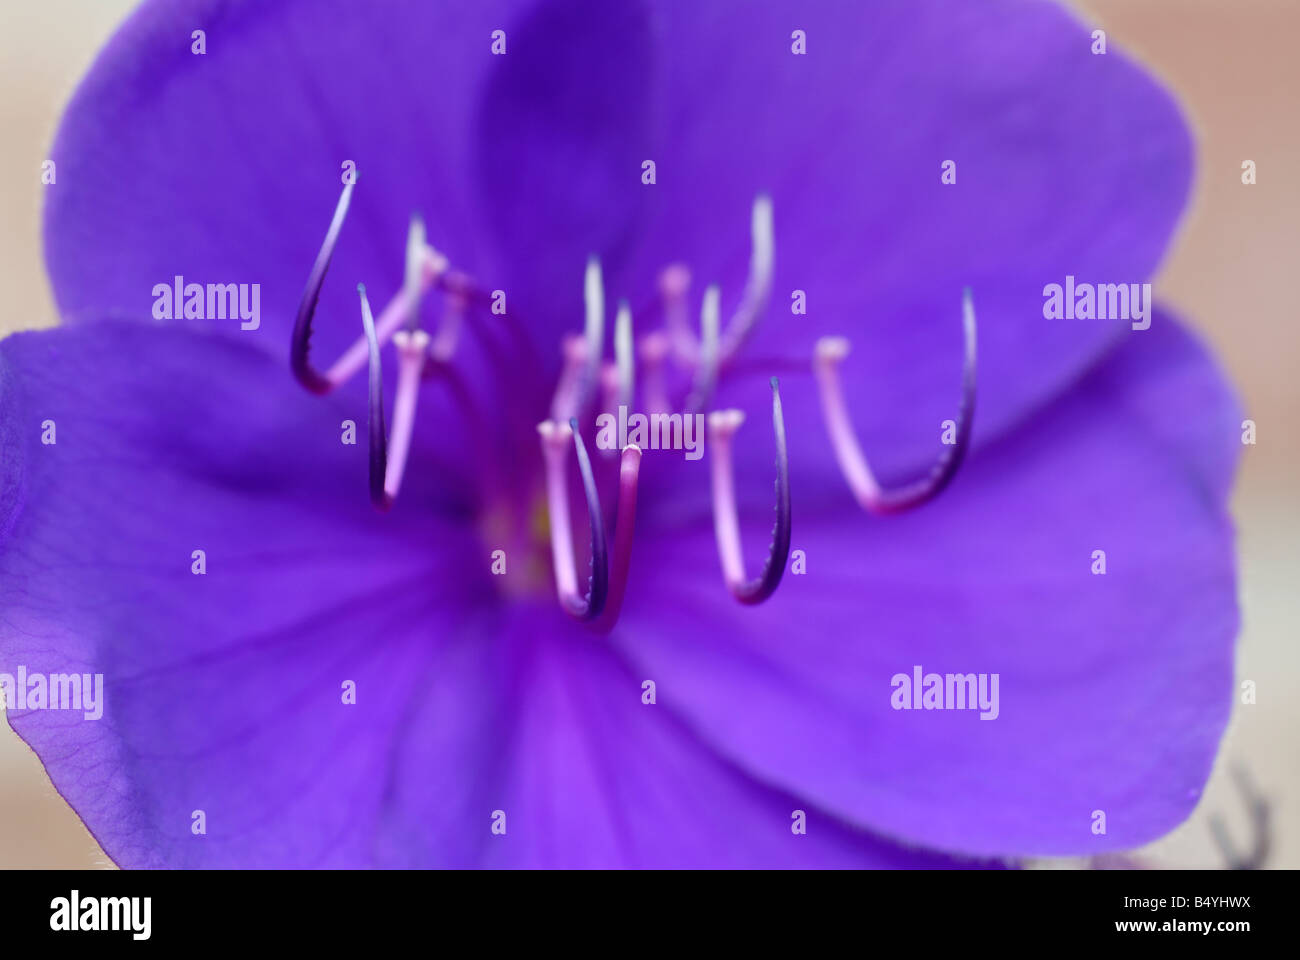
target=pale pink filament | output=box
[383,329,430,501]
[706,409,750,590]
[812,336,885,505]
[537,420,583,607]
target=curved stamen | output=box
[592,444,643,633]
[719,193,774,362]
[292,180,356,394]
[291,181,447,394]
[814,287,977,514]
[685,284,721,413]
[1209,764,1272,870]
[707,377,791,605]
[537,418,609,621]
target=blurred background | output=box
[0,0,1295,868]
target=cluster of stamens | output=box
[289,180,977,632]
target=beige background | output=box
[0,0,1295,868]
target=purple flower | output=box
[0,0,1239,868]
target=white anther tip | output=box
[585,256,603,294]
[393,329,431,353]
[752,194,774,258]
[707,409,746,433]
[537,419,573,441]
[815,336,851,362]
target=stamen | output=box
[358,284,389,510]
[707,377,791,605]
[292,180,355,394]
[549,334,590,422]
[637,332,671,415]
[719,194,774,362]
[327,243,446,386]
[583,256,605,399]
[537,418,609,621]
[658,263,697,365]
[384,329,430,501]
[685,284,721,413]
[428,287,467,366]
[615,299,634,409]
[1209,764,1272,870]
[813,287,977,514]
[290,181,448,393]
[592,444,643,633]
[357,284,429,510]
[403,214,429,332]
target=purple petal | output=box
[0,323,986,867]
[44,0,535,365]
[48,0,1189,456]
[378,602,994,868]
[0,324,487,867]
[486,0,1194,478]
[612,315,1241,857]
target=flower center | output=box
[286,181,978,632]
